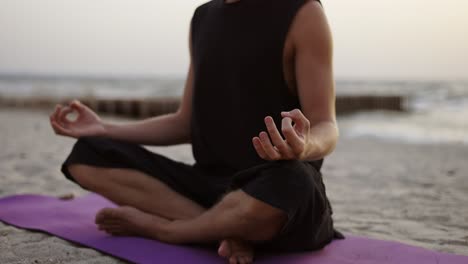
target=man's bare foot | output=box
[97,207,255,263]
[218,239,254,264]
[95,206,170,238]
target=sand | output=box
[0,107,467,263]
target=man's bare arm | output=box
[292,0,338,160]
[251,1,337,162]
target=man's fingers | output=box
[259,131,281,160]
[51,120,75,137]
[252,137,269,160]
[282,109,310,133]
[58,106,74,123]
[49,108,57,123]
[50,119,65,134]
[290,109,310,133]
[282,117,304,155]
[49,114,56,130]
[70,100,86,113]
[264,116,291,155]
[52,104,63,123]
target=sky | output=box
[0,0,467,80]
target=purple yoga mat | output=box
[0,194,466,264]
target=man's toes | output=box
[240,256,252,264]
[107,228,129,236]
[98,223,120,229]
[229,256,238,264]
[95,208,115,224]
[97,218,121,228]
[98,223,129,236]
[218,240,231,258]
[238,257,246,264]
[95,207,127,225]
[97,223,115,231]
[234,256,244,264]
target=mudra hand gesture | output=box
[49,100,106,138]
[253,109,311,161]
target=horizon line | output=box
[0,72,466,83]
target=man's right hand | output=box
[50,100,107,139]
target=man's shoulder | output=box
[294,0,325,26]
[290,0,330,47]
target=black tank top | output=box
[190,0,323,173]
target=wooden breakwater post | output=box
[0,94,407,117]
[76,95,406,117]
[336,95,405,115]
[77,97,181,118]
[0,96,62,109]
[0,96,180,118]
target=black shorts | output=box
[61,136,342,252]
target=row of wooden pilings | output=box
[0,95,406,117]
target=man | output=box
[50,0,342,263]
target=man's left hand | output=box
[252,109,311,161]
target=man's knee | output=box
[228,191,287,241]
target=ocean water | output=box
[0,75,467,145]
[337,80,468,145]
[0,75,185,99]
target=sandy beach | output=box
[0,107,467,263]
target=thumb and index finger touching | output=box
[49,99,85,137]
[55,100,84,123]
[281,109,310,133]
[68,100,87,115]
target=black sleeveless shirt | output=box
[190,0,323,173]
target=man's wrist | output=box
[301,138,325,161]
[99,121,113,137]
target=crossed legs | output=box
[67,164,287,264]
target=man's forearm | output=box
[302,121,339,161]
[102,112,191,146]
